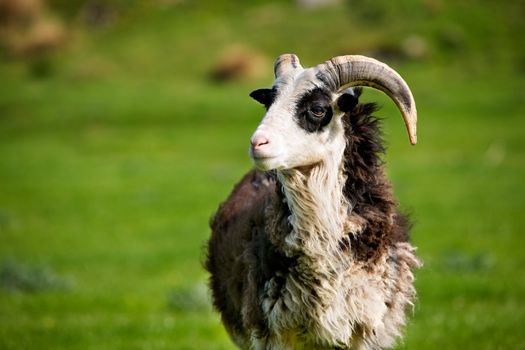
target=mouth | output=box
[250,150,279,170]
[251,154,274,166]
[250,147,275,160]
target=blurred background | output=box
[0,0,524,349]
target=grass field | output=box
[1,1,524,349]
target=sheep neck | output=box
[276,150,350,262]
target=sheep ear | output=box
[337,92,358,113]
[250,89,274,107]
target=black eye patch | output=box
[249,88,277,109]
[295,88,333,133]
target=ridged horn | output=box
[274,54,302,78]
[315,55,418,145]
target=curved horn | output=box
[315,55,417,145]
[274,53,302,78]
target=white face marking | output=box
[250,68,346,171]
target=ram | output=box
[206,54,421,350]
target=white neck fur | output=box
[276,141,351,263]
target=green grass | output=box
[1,1,524,349]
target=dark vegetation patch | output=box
[0,261,71,293]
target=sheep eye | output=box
[310,105,325,117]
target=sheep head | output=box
[249,54,417,171]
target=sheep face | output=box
[249,69,352,171]
[248,53,417,170]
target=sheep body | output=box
[206,89,421,349]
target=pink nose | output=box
[250,135,269,150]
